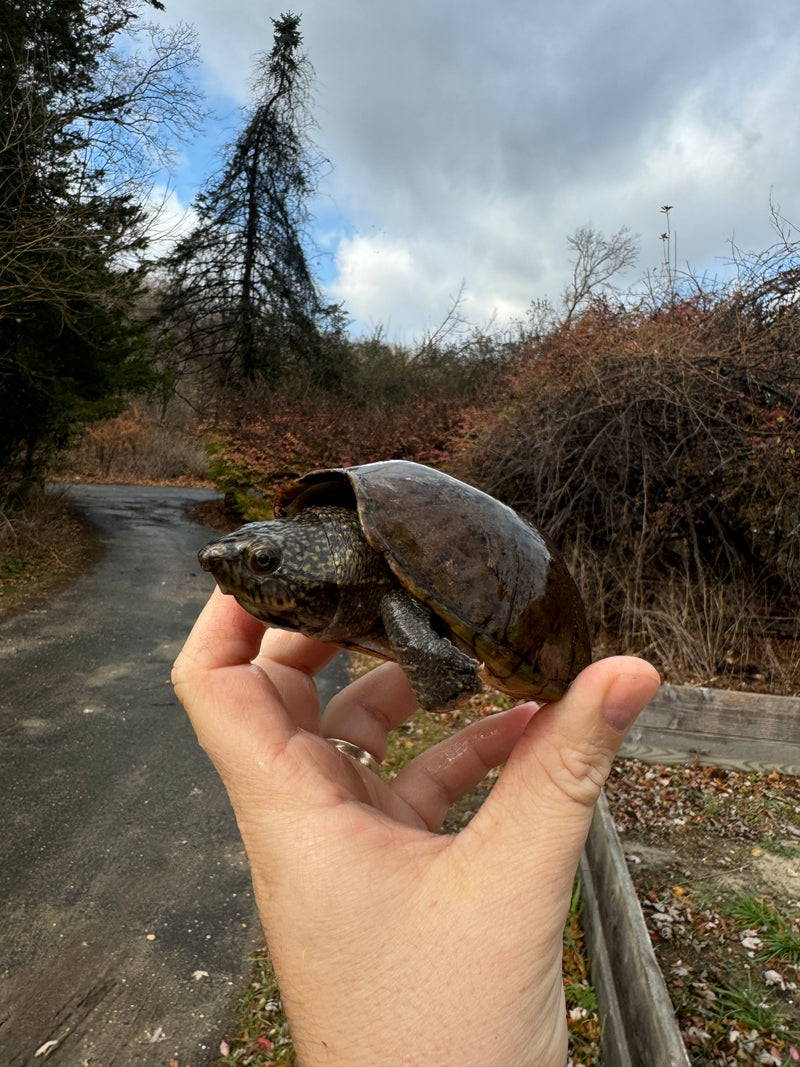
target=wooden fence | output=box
[583,682,800,1065]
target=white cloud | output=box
[330,233,465,339]
[158,0,800,340]
[143,185,198,258]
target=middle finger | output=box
[253,627,341,733]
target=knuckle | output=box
[544,736,612,808]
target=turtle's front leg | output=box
[379,588,480,710]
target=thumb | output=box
[468,656,660,887]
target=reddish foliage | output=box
[206,387,480,503]
[449,293,800,681]
[84,406,148,477]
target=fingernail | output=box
[602,673,658,733]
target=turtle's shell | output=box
[274,459,591,701]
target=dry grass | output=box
[585,562,800,694]
[62,399,209,485]
[0,491,98,618]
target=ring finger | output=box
[319,661,419,762]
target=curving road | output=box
[0,484,348,1067]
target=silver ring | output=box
[326,737,381,774]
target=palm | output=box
[239,635,539,836]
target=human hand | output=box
[173,588,660,1067]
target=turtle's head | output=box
[198,506,360,636]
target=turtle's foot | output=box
[380,589,480,711]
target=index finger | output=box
[173,589,338,734]
[175,587,335,678]
[174,587,269,677]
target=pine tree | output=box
[0,0,200,494]
[160,13,343,387]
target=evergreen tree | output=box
[160,13,344,387]
[0,0,201,494]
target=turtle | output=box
[198,459,591,710]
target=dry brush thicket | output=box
[202,337,512,513]
[456,280,800,684]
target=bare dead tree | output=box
[561,223,639,325]
[159,13,343,390]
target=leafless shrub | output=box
[67,400,208,483]
[457,274,800,680]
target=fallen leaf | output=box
[35,1039,60,1057]
[740,934,763,951]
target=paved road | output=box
[0,485,348,1067]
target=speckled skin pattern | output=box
[198,506,396,648]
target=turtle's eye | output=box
[249,543,281,574]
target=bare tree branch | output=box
[562,223,639,325]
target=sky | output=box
[151,0,800,343]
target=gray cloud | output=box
[160,0,800,338]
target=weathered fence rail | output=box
[620,682,800,775]
[581,794,690,1067]
[583,681,800,1064]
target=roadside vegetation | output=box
[0,490,98,616]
